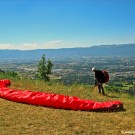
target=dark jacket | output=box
[95,70,106,83]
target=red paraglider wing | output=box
[0,79,123,111]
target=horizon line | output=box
[0,43,135,51]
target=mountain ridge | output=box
[0,44,135,59]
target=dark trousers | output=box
[97,82,105,95]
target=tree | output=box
[37,54,53,81]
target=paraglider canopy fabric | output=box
[0,79,123,111]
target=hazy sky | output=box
[0,0,135,50]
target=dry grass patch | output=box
[0,79,135,135]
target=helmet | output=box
[92,67,96,72]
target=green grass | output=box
[122,85,134,90]
[0,79,135,135]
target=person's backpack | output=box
[102,70,109,83]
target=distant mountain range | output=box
[0,44,135,59]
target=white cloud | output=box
[0,43,39,50]
[48,40,62,44]
[20,40,63,50]
[0,40,71,50]
[22,43,39,50]
[23,43,38,47]
[0,40,77,50]
[0,44,12,49]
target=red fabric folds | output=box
[0,79,123,111]
[0,79,11,87]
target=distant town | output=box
[0,56,135,96]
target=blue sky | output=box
[0,0,135,50]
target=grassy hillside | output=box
[0,79,135,135]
